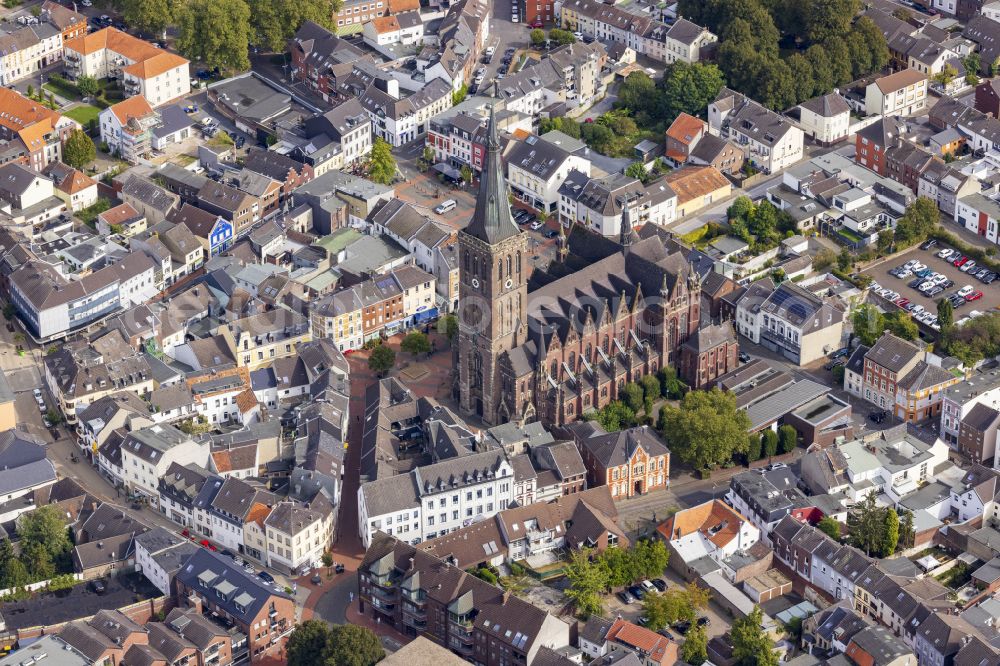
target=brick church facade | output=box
[455,106,702,428]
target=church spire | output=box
[463,98,520,245]
[558,217,569,262]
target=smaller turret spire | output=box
[620,196,637,255]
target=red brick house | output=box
[563,424,670,500]
[678,322,738,390]
[854,116,908,177]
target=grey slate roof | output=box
[579,425,669,468]
[175,548,293,624]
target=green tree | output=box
[588,400,636,431]
[806,0,859,43]
[805,44,834,96]
[564,548,608,617]
[964,52,981,84]
[852,303,883,346]
[822,37,853,86]
[634,539,670,580]
[746,432,763,462]
[121,0,173,36]
[817,515,841,540]
[17,505,70,560]
[884,310,919,341]
[367,344,396,376]
[1,556,29,590]
[682,623,709,665]
[899,509,915,550]
[400,331,431,356]
[932,63,959,86]
[938,298,954,330]
[732,606,779,666]
[368,138,396,185]
[21,541,54,581]
[550,28,576,44]
[530,28,545,45]
[439,314,459,341]
[877,229,894,255]
[778,425,797,454]
[786,53,815,105]
[992,55,1000,77]
[460,165,473,184]
[26,84,34,99]
[321,551,334,573]
[762,429,778,458]
[837,247,853,272]
[894,197,939,247]
[642,591,673,631]
[325,625,385,666]
[625,162,648,183]
[176,0,252,72]
[621,382,645,413]
[659,388,751,471]
[76,75,100,98]
[657,366,686,399]
[601,546,642,588]
[247,0,342,53]
[63,129,96,170]
[812,247,837,271]
[848,490,882,556]
[660,62,726,122]
[882,508,900,556]
[452,83,469,106]
[641,375,662,406]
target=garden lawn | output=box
[43,78,82,102]
[64,104,101,126]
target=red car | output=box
[895,297,910,307]
[954,256,968,267]
[967,290,984,301]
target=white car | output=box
[530,221,543,230]
[511,12,519,21]
[931,273,948,284]
[911,262,926,272]
[869,282,882,292]
[961,260,977,273]
[573,31,585,41]
[937,248,954,259]
[903,259,919,270]
[485,46,496,58]
[957,285,974,297]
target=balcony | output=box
[759,328,800,353]
[124,80,141,95]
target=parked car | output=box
[334,563,345,574]
[530,221,544,231]
[869,410,888,424]
[823,359,845,371]
[257,571,275,583]
[673,621,692,635]
[967,290,984,301]
[651,578,667,592]
[738,351,751,363]
[927,286,944,296]
[641,580,657,594]
[957,285,974,297]
[954,255,968,267]
[627,585,646,600]
[617,590,635,604]
[961,260,978,273]
[311,574,322,585]
[89,580,106,594]
[920,239,938,250]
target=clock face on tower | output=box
[504,278,513,289]
[471,278,480,289]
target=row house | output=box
[917,159,978,218]
[655,499,760,579]
[296,98,374,173]
[44,161,98,212]
[557,169,677,238]
[0,87,80,170]
[359,533,570,658]
[11,250,157,341]
[121,423,209,506]
[287,20,371,102]
[358,449,515,547]
[939,368,1000,455]
[262,497,335,575]
[844,332,961,422]
[187,366,260,427]
[709,88,804,174]
[0,2,85,86]
[727,468,809,540]
[198,179,261,235]
[558,0,701,64]
[418,0,491,93]
[506,133,591,214]
[242,147,314,202]
[219,308,312,371]
[63,27,190,107]
[174,549,295,662]
[770,516,874,603]
[310,287,365,352]
[865,69,928,117]
[956,192,1000,246]
[354,77,454,147]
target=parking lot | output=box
[862,240,1000,331]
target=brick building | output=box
[562,423,670,499]
[678,321,738,389]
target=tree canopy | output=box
[368,138,396,185]
[176,0,252,71]
[659,388,751,471]
[63,129,96,170]
[894,197,940,248]
[732,606,779,666]
[616,64,725,132]
[247,0,342,53]
[400,331,431,356]
[287,621,384,666]
[848,491,901,557]
[680,0,886,109]
[368,344,396,376]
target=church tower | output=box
[455,102,528,424]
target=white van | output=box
[434,199,457,214]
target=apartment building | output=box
[63,27,190,107]
[358,450,515,547]
[939,368,1000,458]
[310,287,365,352]
[0,87,79,170]
[506,133,591,214]
[845,332,961,422]
[865,69,928,116]
[219,309,312,371]
[797,92,852,146]
[734,281,844,365]
[100,95,160,164]
[359,533,570,658]
[709,88,804,174]
[186,367,260,427]
[263,497,335,574]
[120,423,209,506]
[174,549,295,662]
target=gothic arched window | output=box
[516,251,521,273]
[507,255,512,277]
